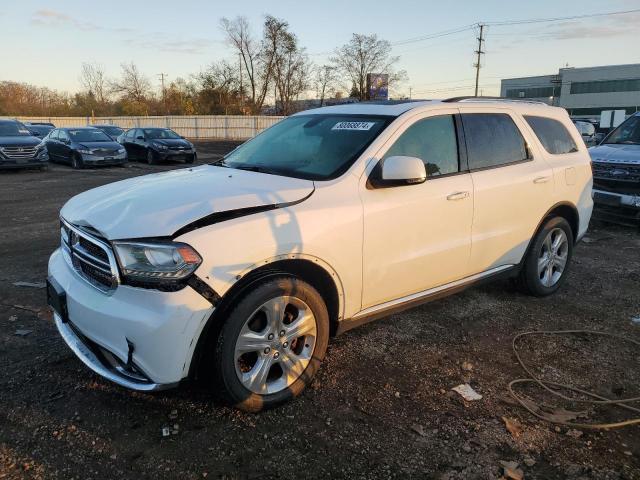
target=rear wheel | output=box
[518,216,573,296]
[213,277,329,412]
[71,153,84,169]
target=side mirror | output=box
[370,156,426,188]
[136,135,145,140]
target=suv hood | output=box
[0,136,41,148]
[589,144,640,164]
[61,165,314,240]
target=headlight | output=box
[118,148,126,154]
[112,241,202,285]
[78,148,92,155]
[36,141,46,150]
[152,142,168,150]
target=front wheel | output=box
[71,153,84,169]
[146,149,157,165]
[518,216,574,296]
[213,277,329,412]
[185,152,196,164]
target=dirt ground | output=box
[1,140,639,479]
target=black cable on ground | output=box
[509,330,640,429]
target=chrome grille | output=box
[592,162,640,183]
[1,146,38,158]
[91,148,119,156]
[61,220,119,293]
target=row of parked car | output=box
[0,119,197,170]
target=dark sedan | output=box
[44,127,127,169]
[25,123,55,139]
[92,124,125,140]
[118,128,196,164]
[0,119,49,170]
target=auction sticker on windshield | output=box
[332,121,376,131]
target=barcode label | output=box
[332,121,376,131]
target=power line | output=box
[482,8,640,26]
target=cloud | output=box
[31,9,101,31]
[530,12,640,40]
[125,33,214,55]
[30,9,214,55]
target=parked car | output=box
[92,124,124,140]
[588,112,640,225]
[118,128,196,164]
[44,127,127,168]
[0,119,49,169]
[573,120,597,146]
[47,99,593,411]
[24,122,55,139]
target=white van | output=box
[48,98,593,411]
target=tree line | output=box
[0,15,407,117]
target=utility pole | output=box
[158,73,168,114]
[474,24,485,97]
[409,87,412,99]
[239,53,244,112]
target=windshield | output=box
[29,125,54,136]
[99,126,123,137]
[220,115,391,180]
[68,129,112,142]
[145,129,181,139]
[0,121,31,137]
[604,115,640,145]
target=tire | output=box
[71,153,84,169]
[518,216,574,297]
[146,149,157,165]
[185,152,196,164]
[213,276,329,412]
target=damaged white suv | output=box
[48,99,593,411]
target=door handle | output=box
[533,176,550,184]
[446,191,470,201]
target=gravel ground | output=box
[1,140,639,479]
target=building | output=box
[501,63,640,120]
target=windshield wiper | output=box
[232,165,280,175]
[606,141,640,145]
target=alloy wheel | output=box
[234,295,317,395]
[537,227,569,288]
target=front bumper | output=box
[593,188,640,209]
[80,152,127,165]
[48,248,214,389]
[156,149,196,161]
[0,152,48,169]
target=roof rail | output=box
[442,96,549,105]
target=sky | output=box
[2,0,640,99]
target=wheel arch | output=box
[188,256,344,380]
[519,201,580,268]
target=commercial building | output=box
[501,63,640,120]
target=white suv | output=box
[47,99,593,411]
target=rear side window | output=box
[383,115,459,177]
[524,116,578,154]
[461,113,528,170]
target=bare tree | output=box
[110,62,151,103]
[314,65,339,106]
[331,34,401,100]
[196,60,240,113]
[79,63,108,104]
[273,30,311,115]
[220,16,260,111]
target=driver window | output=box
[58,130,69,142]
[383,115,459,177]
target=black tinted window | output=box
[383,115,459,177]
[462,113,528,169]
[524,116,578,154]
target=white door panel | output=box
[361,175,473,308]
[469,160,553,272]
